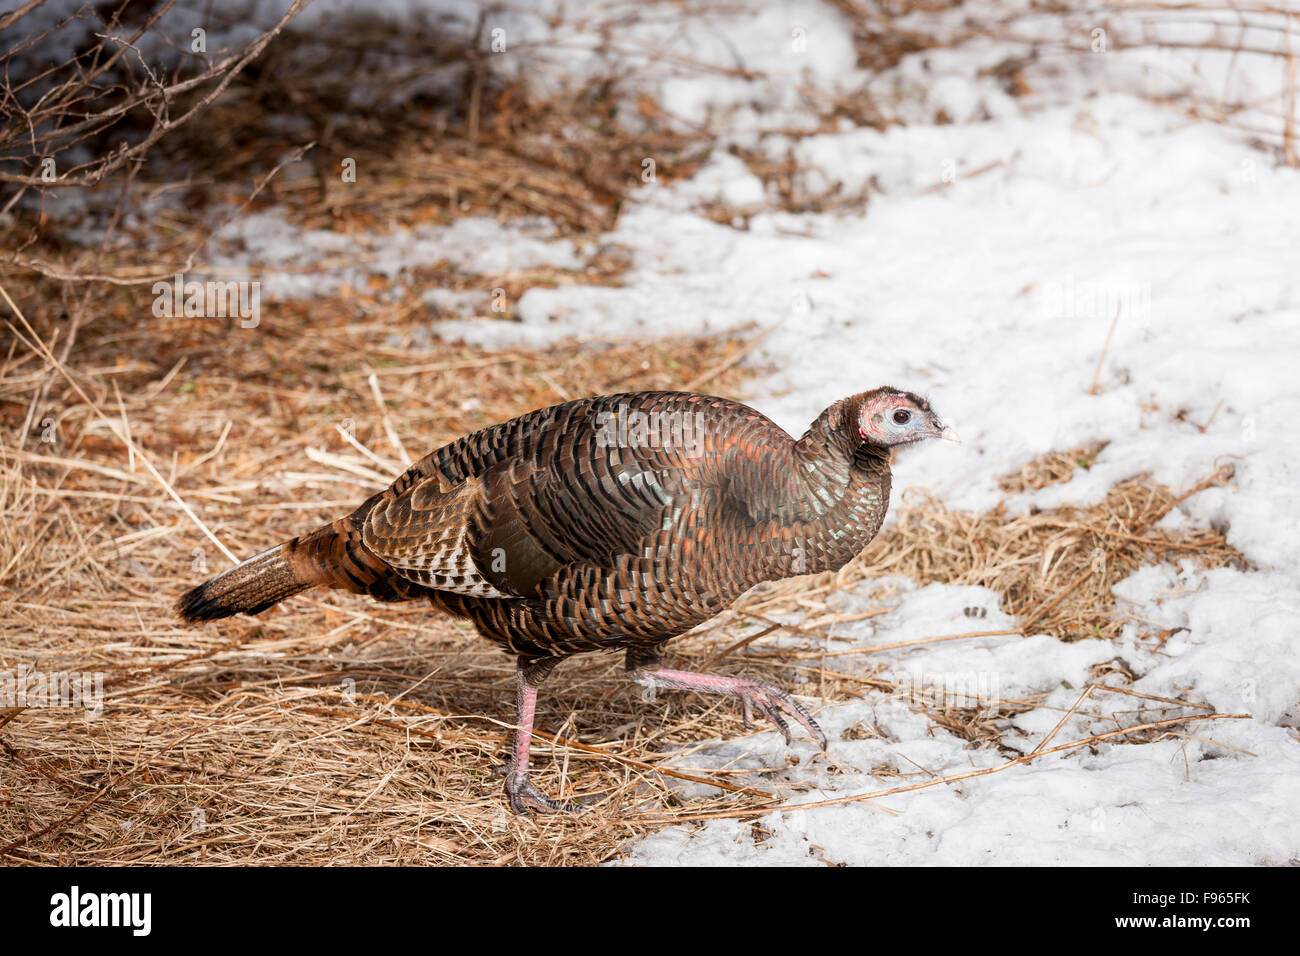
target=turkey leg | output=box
[505,657,583,815]
[627,647,828,750]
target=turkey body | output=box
[182,390,891,658]
[179,387,950,813]
[399,390,891,659]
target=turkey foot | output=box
[629,655,828,751]
[506,658,584,816]
[505,768,582,815]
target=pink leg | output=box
[629,652,828,751]
[505,660,582,815]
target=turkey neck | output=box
[753,392,893,578]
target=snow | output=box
[206,211,580,301]
[26,0,1296,864]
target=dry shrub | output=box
[3,4,717,304]
[829,0,1300,161]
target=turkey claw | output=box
[733,679,828,751]
[505,771,585,816]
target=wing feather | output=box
[362,472,512,598]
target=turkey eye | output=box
[892,410,911,425]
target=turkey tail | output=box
[177,542,313,623]
[177,518,349,622]
[178,512,424,624]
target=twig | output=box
[306,445,395,486]
[1029,684,1094,755]
[776,628,1022,660]
[697,624,783,670]
[1088,682,1213,711]
[0,0,46,32]
[333,424,403,478]
[0,1,311,188]
[368,372,412,468]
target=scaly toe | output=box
[505,772,585,816]
[738,680,826,751]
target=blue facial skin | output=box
[858,392,956,447]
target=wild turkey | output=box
[178,387,957,813]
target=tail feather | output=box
[177,511,427,624]
[177,544,311,623]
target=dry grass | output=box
[996,441,1110,494]
[857,466,1246,644]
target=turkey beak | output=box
[936,422,960,442]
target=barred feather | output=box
[177,545,308,622]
